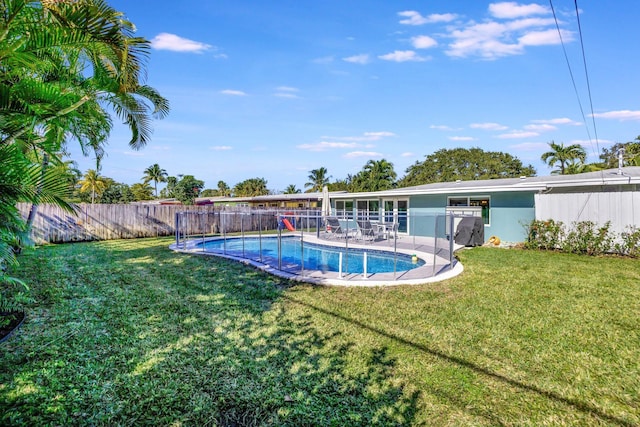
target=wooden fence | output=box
[16,203,315,244]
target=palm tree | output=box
[1,0,169,236]
[1,0,169,151]
[217,180,231,197]
[233,178,269,197]
[541,141,587,175]
[142,164,168,198]
[78,169,107,204]
[305,167,331,192]
[284,184,301,194]
[130,182,154,201]
[361,159,397,191]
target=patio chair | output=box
[385,222,399,244]
[356,220,383,242]
[325,217,347,239]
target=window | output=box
[356,200,380,221]
[447,196,490,225]
[335,200,354,218]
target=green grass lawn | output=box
[1,238,639,426]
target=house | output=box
[328,167,640,243]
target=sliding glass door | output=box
[382,199,409,233]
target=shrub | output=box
[562,221,613,256]
[614,226,640,257]
[524,219,564,250]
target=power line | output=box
[549,0,602,172]
[573,0,600,154]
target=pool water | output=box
[198,237,424,274]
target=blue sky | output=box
[69,0,640,193]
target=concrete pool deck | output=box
[170,232,464,287]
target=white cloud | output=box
[519,29,570,46]
[449,136,476,141]
[444,16,572,59]
[398,11,457,25]
[297,141,359,151]
[220,89,247,96]
[276,86,299,92]
[524,123,556,132]
[344,151,383,158]
[411,35,438,49]
[532,117,582,126]
[274,93,300,99]
[401,152,414,157]
[430,125,456,131]
[591,110,640,121]
[364,131,396,139]
[470,122,509,131]
[211,146,232,151]
[378,50,427,62]
[151,33,212,53]
[489,2,549,19]
[343,54,370,64]
[497,130,540,139]
[509,142,549,151]
[446,22,523,58]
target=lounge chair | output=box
[325,217,347,239]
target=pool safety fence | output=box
[175,210,457,281]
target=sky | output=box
[68,0,640,194]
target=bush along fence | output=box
[525,219,640,257]
[17,203,320,244]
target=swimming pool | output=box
[197,236,425,274]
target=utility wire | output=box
[549,0,592,143]
[549,0,604,179]
[573,0,601,156]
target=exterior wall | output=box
[409,192,535,242]
[407,195,448,237]
[489,192,535,242]
[535,191,640,235]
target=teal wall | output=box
[409,192,535,242]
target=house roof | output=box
[329,167,640,199]
[197,191,348,204]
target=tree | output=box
[99,180,134,204]
[599,137,640,168]
[1,0,170,152]
[350,159,397,192]
[233,178,269,197]
[284,184,301,194]
[399,148,536,187]
[328,175,354,192]
[159,176,178,199]
[142,164,168,198]
[217,180,231,197]
[541,141,587,175]
[78,169,107,204]
[305,167,331,192]
[173,175,204,205]
[0,0,167,313]
[131,183,154,201]
[1,0,169,234]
